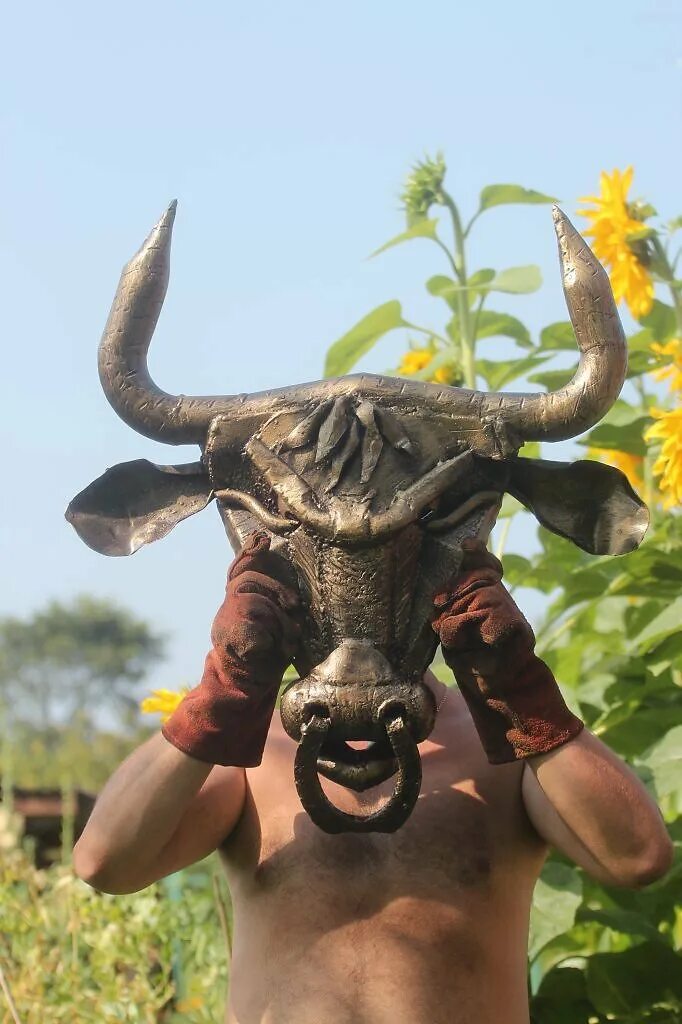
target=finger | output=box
[229,570,301,613]
[228,532,272,580]
[433,567,502,609]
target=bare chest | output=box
[221,713,542,911]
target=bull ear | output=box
[66,460,214,556]
[507,458,649,555]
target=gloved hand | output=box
[431,539,583,764]
[162,532,302,767]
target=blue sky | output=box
[1,0,680,701]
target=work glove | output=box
[432,539,583,763]
[162,532,302,767]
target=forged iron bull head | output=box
[67,203,648,834]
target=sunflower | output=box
[587,447,645,495]
[140,687,189,723]
[398,348,432,376]
[651,338,682,394]
[578,167,654,319]
[397,346,459,385]
[645,408,682,508]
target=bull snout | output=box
[280,639,437,794]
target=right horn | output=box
[489,207,627,443]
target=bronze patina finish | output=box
[67,203,649,834]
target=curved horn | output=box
[476,207,627,442]
[98,205,625,451]
[98,202,239,445]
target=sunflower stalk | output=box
[441,190,477,389]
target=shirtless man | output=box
[74,535,673,1024]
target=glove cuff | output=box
[447,641,583,763]
[161,649,281,767]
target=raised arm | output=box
[74,531,301,894]
[521,731,672,888]
[431,539,672,888]
[73,734,245,893]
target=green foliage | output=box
[324,300,406,377]
[0,598,165,730]
[370,218,440,257]
[478,183,558,212]
[324,158,682,1023]
[3,720,152,791]
[0,818,230,1023]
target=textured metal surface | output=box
[294,712,422,833]
[98,203,626,449]
[65,460,212,556]
[67,202,649,834]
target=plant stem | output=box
[402,320,451,348]
[494,517,513,560]
[212,871,232,959]
[0,962,22,1024]
[441,191,477,389]
[651,235,682,331]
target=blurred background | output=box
[1,1,681,1021]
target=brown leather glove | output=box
[432,539,583,764]
[162,532,301,767]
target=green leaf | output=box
[467,268,496,305]
[489,265,542,294]
[640,725,682,806]
[426,274,459,312]
[602,706,682,760]
[324,301,406,377]
[531,967,593,1024]
[627,328,670,378]
[579,402,652,456]
[638,299,677,341]
[539,321,577,351]
[435,266,542,297]
[501,553,532,584]
[370,218,440,258]
[474,310,532,349]
[633,598,682,654]
[609,547,682,600]
[478,184,558,212]
[586,943,682,1016]
[529,862,582,962]
[477,353,550,390]
[427,270,497,310]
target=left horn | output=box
[98,202,240,445]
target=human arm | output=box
[521,731,673,888]
[432,540,673,888]
[74,531,301,893]
[73,733,245,894]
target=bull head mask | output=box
[67,203,648,834]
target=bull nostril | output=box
[304,701,331,723]
[376,698,407,724]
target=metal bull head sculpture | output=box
[67,202,649,834]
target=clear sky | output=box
[1,0,680,702]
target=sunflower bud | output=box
[401,153,447,226]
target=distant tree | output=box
[0,596,165,730]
